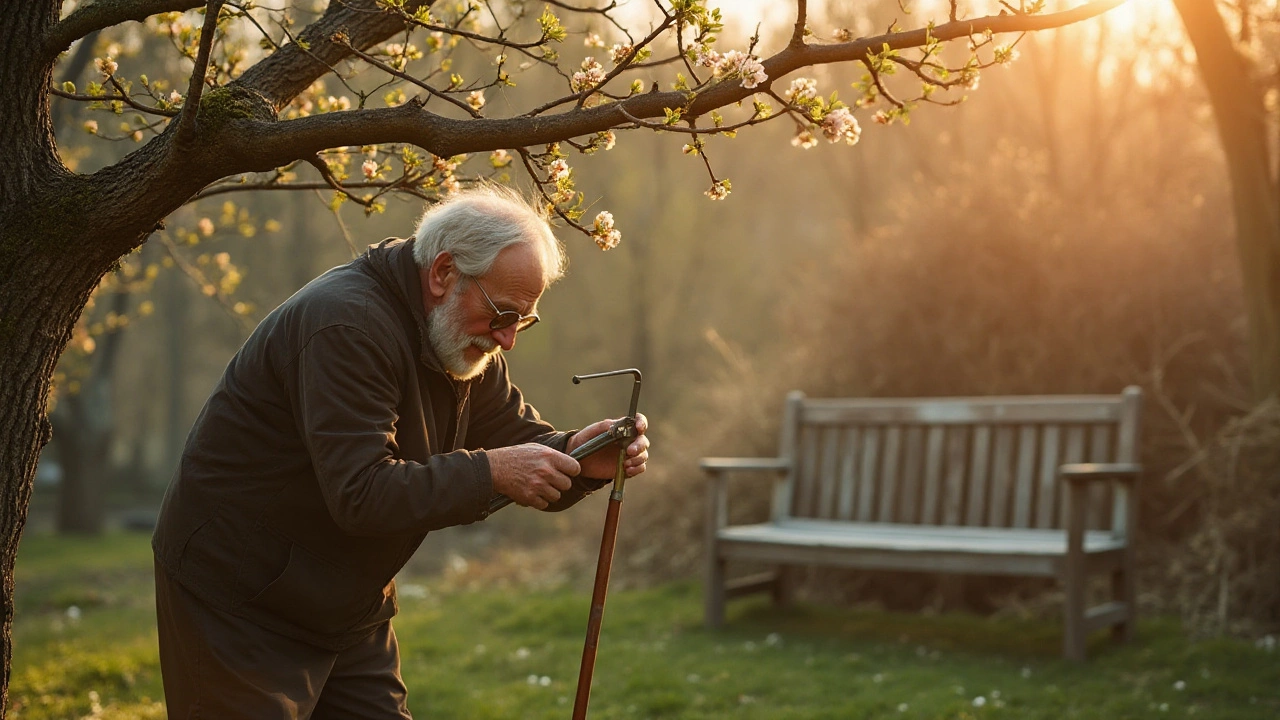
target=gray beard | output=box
[427,287,499,381]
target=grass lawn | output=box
[6,531,1278,719]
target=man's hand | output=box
[568,413,650,481]
[488,443,580,510]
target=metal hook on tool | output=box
[487,369,642,515]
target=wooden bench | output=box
[702,387,1142,661]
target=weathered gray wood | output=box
[1088,424,1114,530]
[942,427,967,525]
[1012,425,1038,528]
[855,428,879,522]
[1036,425,1061,529]
[1084,601,1129,635]
[1064,477,1090,661]
[795,426,820,518]
[836,428,859,520]
[772,391,804,522]
[921,426,945,525]
[989,426,1015,527]
[702,387,1143,661]
[816,426,840,519]
[877,426,902,522]
[801,396,1125,425]
[966,425,992,526]
[899,426,925,524]
[725,572,779,600]
[1059,425,1086,529]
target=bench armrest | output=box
[703,458,790,533]
[700,457,791,475]
[1061,463,1141,544]
[1058,463,1141,484]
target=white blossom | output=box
[362,159,378,179]
[591,211,621,250]
[584,32,605,48]
[467,90,485,110]
[610,43,633,66]
[169,90,183,105]
[705,180,730,200]
[785,77,818,103]
[95,56,117,78]
[83,119,98,134]
[791,130,818,149]
[547,158,570,181]
[571,57,606,92]
[490,149,512,167]
[821,107,861,145]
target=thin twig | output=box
[177,0,225,144]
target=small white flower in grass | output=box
[362,159,379,179]
[527,674,539,685]
[991,690,1000,699]
[95,56,118,78]
[66,605,81,621]
[765,633,782,647]
[1021,667,1032,679]
[1159,702,1169,712]
[398,582,427,599]
[584,32,604,48]
[897,703,909,713]
[972,696,986,707]
[873,673,884,684]
[515,647,531,660]
[83,119,98,134]
[539,676,551,687]
[1174,680,1186,691]
[955,686,966,695]
[474,644,486,654]
[467,90,485,110]
[1257,635,1276,652]
[686,674,701,683]
[743,640,756,651]
[821,107,861,145]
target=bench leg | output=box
[773,565,797,608]
[1111,565,1135,643]
[1064,486,1088,662]
[705,548,726,629]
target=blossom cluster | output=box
[571,57,607,92]
[821,107,861,145]
[591,211,621,250]
[696,47,768,90]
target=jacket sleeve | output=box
[466,355,609,512]
[289,324,491,536]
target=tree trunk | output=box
[1175,0,1280,401]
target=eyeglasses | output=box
[468,275,540,332]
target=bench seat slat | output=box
[718,520,1126,555]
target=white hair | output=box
[411,185,566,287]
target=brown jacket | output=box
[153,238,601,650]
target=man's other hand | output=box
[488,443,579,509]
[568,413,649,481]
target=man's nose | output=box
[493,324,517,352]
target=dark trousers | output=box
[155,562,413,719]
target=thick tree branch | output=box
[44,0,205,59]
[234,0,433,111]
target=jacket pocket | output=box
[241,541,381,634]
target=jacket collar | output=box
[363,237,451,376]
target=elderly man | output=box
[152,185,649,719]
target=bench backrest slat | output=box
[778,388,1142,530]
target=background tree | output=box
[0,0,1126,708]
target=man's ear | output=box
[424,251,458,302]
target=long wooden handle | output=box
[571,451,627,720]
